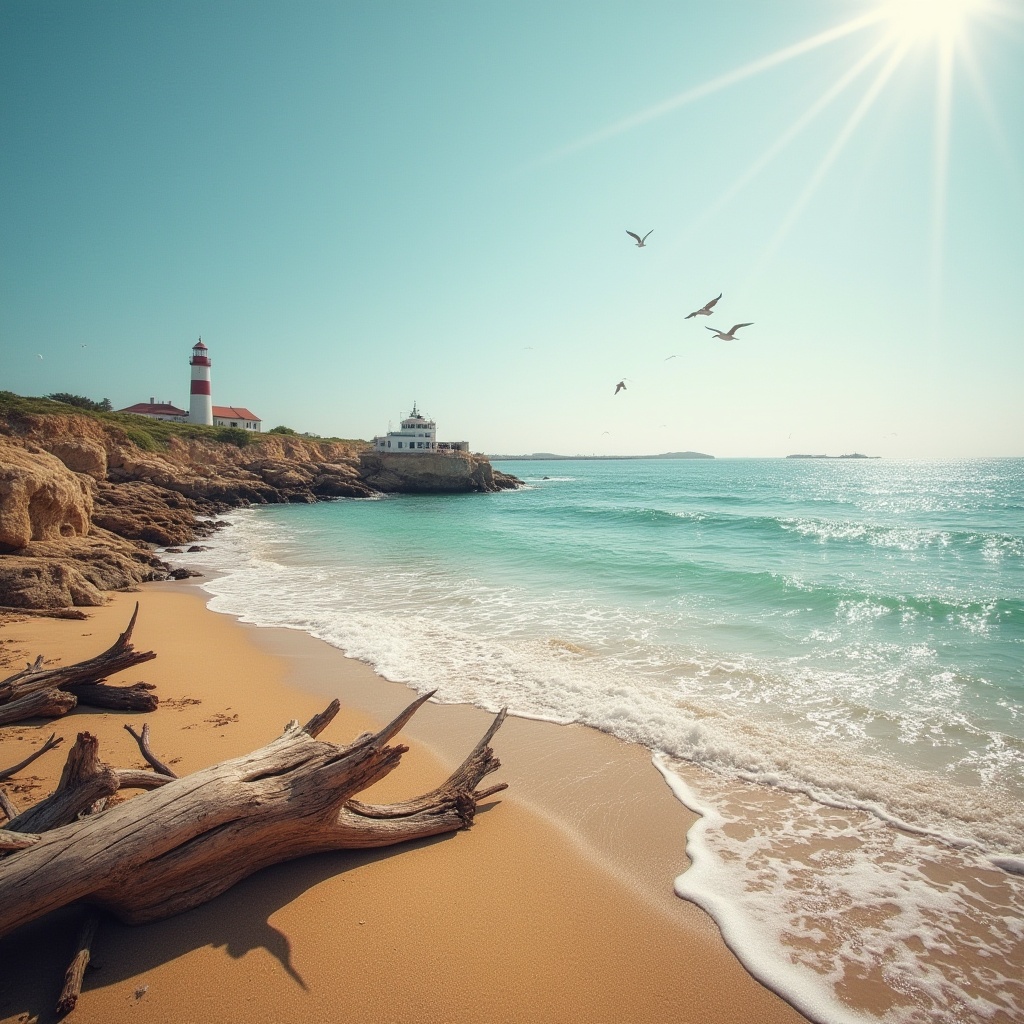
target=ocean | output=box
[174,457,1024,1024]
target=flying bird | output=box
[664,354,679,361]
[614,380,627,394]
[626,230,653,247]
[37,354,43,360]
[685,293,722,319]
[706,323,753,341]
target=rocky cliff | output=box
[0,399,519,608]
[358,451,513,494]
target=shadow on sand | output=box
[0,802,500,1024]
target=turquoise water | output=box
[180,457,1024,1024]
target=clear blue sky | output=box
[2,0,1022,457]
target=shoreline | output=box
[0,585,806,1024]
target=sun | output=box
[879,0,987,44]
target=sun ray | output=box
[682,34,893,242]
[516,11,887,173]
[958,32,1023,191]
[751,41,911,275]
[928,31,955,333]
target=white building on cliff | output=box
[373,404,468,453]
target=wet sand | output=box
[0,585,807,1024]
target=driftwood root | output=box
[0,693,507,938]
[0,604,155,711]
[0,605,159,724]
[56,913,100,1016]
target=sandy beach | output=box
[0,584,807,1024]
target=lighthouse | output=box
[188,338,213,425]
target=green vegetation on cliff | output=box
[0,392,364,452]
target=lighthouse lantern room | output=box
[189,338,213,425]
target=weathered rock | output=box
[0,559,107,608]
[0,440,92,552]
[311,463,376,498]
[0,411,113,481]
[250,460,316,490]
[168,567,201,580]
[91,481,207,547]
[43,439,108,480]
[358,451,520,494]
[0,529,167,608]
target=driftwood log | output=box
[0,691,506,940]
[66,681,159,712]
[56,914,100,1015]
[0,688,78,727]
[0,603,154,707]
[124,722,177,777]
[0,604,157,724]
[0,788,17,821]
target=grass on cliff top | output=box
[0,391,367,452]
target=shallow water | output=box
[175,457,1024,1023]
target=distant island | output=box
[786,453,878,459]
[490,451,714,461]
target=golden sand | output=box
[0,586,806,1024]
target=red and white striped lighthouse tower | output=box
[188,338,213,425]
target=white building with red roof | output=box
[118,338,261,431]
[118,399,189,423]
[212,406,261,431]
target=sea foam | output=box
[168,457,1024,1024]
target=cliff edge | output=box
[0,395,519,608]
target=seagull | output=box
[626,230,653,247]
[706,323,753,341]
[664,354,679,361]
[37,353,43,360]
[614,380,627,394]
[685,293,722,319]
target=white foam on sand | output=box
[655,755,1024,1024]
[167,508,1024,1024]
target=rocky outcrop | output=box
[358,452,521,494]
[90,481,211,547]
[0,404,520,608]
[0,439,93,551]
[0,533,167,608]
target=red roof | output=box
[213,406,260,421]
[119,402,188,417]
[193,340,208,350]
